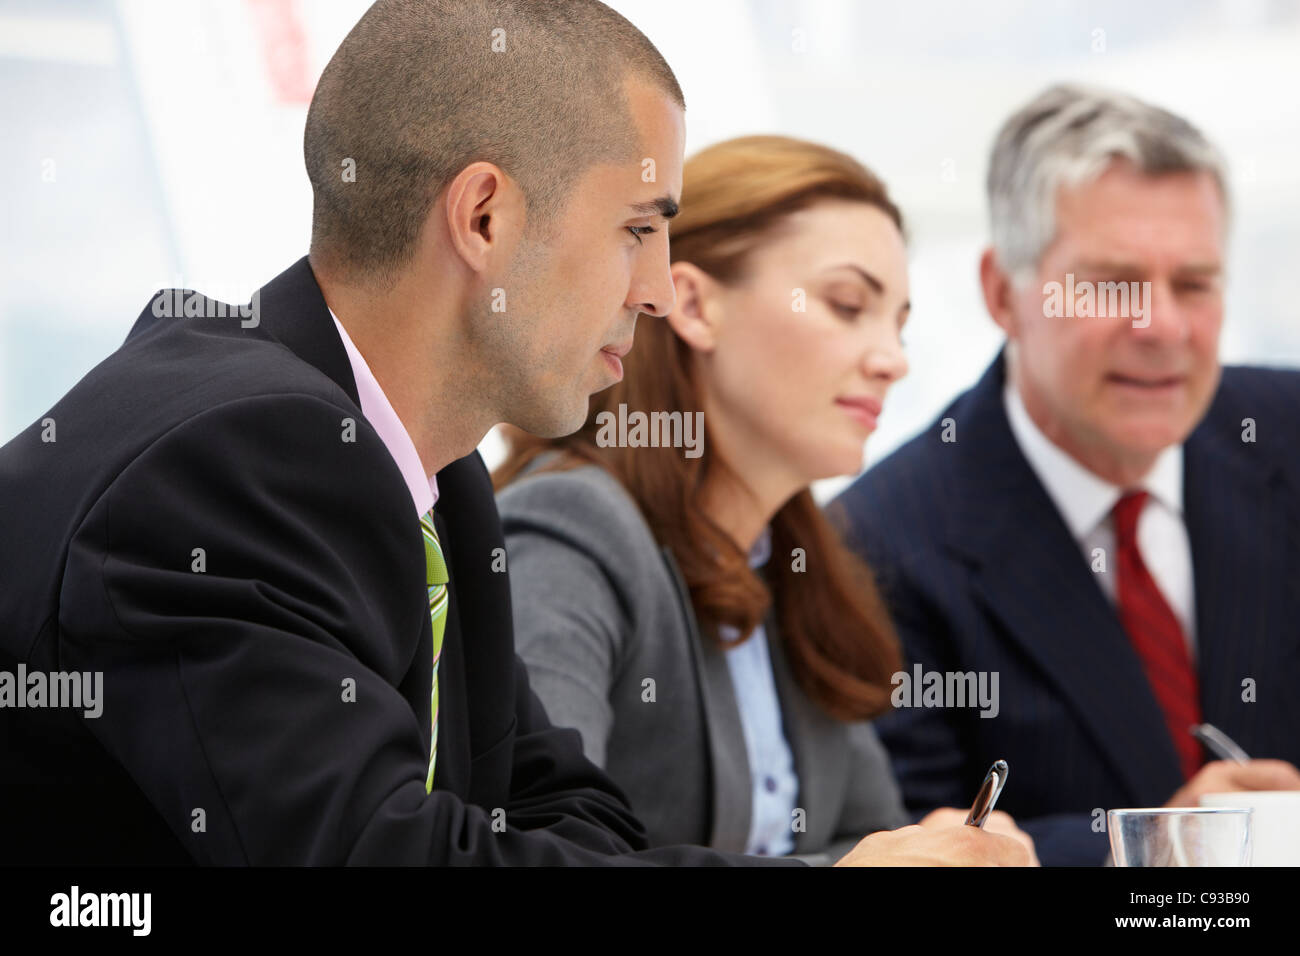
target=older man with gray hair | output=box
[832,84,1300,866]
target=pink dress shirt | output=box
[329,310,438,516]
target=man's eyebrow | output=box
[1173,262,1223,276]
[1072,259,1145,273]
[629,196,679,219]
[1073,259,1223,276]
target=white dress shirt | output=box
[1003,380,1197,654]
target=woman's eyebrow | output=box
[825,262,884,294]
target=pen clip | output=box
[964,759,1009,828]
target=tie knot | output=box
[1112,490,1150,544]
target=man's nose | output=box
[1131,278,1191,344]
[630,248,676,319]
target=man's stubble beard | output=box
[470,232,586,438]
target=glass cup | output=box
[1107,808,1253,866]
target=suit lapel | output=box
[253,258,466,791]
[660,547,753,852]
[428,510,471,797]
[435,452,528,809]
[947,354,1182,803]
[1184,382,1293,751]
[765,614,848,853]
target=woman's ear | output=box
[665,261,722,353]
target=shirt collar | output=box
[1002,378,1183,539]
[330,309,438,517]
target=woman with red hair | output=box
[495,135,1035,864]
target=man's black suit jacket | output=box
[831,351,1300,866]
[0,257,801,866]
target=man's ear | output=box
[665,262,722,352]
[979,246,1020,339]
[441,161,524,274]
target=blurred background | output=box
[3,0,1298,499]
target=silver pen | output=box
[1190,722,1250,765]
[964,759,1010,828]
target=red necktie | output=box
[1112,490,1203,781]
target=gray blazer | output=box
[497,462,910,865]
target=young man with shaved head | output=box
[0,0,1026,867]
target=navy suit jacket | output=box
[830,351,1300,865]
[0,257,800,866]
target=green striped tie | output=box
[420,508,449,792]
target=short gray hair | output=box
[987,83,1229,280]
